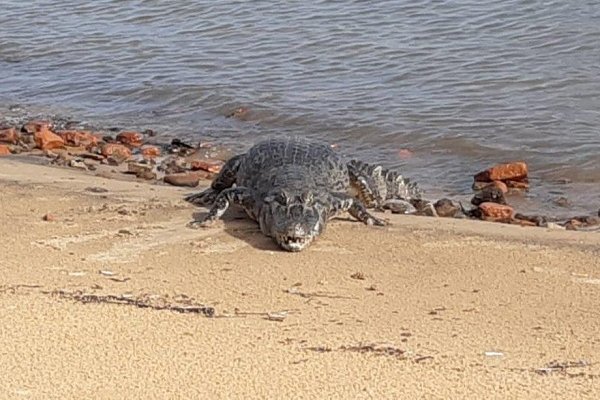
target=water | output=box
[1,0,599,216]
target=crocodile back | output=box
[236,137,349,195]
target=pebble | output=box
[34,126,65,151]
[164,172,202,187]
[116,131,143,147]
[433,198,460,218]
[474,161,528,182]
[471,186,507,206]
[0,127,20,144]
[478,202,514,222]
[0,144,11,156]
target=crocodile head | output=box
[259,189,327,252]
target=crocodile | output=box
[184,136,420,252]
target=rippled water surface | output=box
[1,1,599,215]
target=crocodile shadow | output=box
[191,210,280,251]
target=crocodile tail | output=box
[347,160,421,208]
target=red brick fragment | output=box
[478,202,514,222]
[34,127,65,151]
[0,128,20,144]
[100,143,132,160]
[57,130,99,148]
[141,146,161,159]
[0,144,11,156]
[116,131,144,147]
[474,162,528,182]
[190,160,224,173]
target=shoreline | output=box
[1,108,599,220]
[1,157,599,398]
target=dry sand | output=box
[0,157,599,399]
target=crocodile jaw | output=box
[276,234,315,252]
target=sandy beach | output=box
[0,157,599,399]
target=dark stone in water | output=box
[471,187,506,206]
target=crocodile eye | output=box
[276,191,289,205]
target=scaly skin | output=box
[185,137,416,252]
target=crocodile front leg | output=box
[184,154,245,206]
[187,187,256,228]
[328,194,387,226]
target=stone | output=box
[514,213,547,226]
[478,202,514,222]
[159,156,191,174]
[141,145,161,159]
[23,120,51,134]
[116,131,143,147]
[127,162,156,180]
[490,180,508,194]
[42,213,57,222]
[0,144,11,156]
[510,218,537,227]
[69,159,88,170]
[34,127,65,151]
[505,179,530,190]
[190,159,224,173]
[227,106,250,119]
[0,127,20,144]
[471,186,507,206]
[564,220,581,231]
[385,199,417,214]
[163,172,210,187]
[474,161,528,182]
[433,198,460,218]
[101,143,132,161]
[57,130,98,148]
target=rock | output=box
[101,143,132,162]
[474,161,528,182]
[544,222,566,230]
[471,180,509,194]
[34,127,65,151]
[78,152,105,162]
[0,144,12,156]
[433,198,460,218]
[505,179,530,190]
[0,127,20,144]
[510,218,537,227]
[514,213,547,226]
[69,159,88,170]
[414,202,438,217]
[127,162,156,180]
[478,202,514,222]
[141,145,161,159]
[564,219,581,231]
[190,159,224,173]
[57,130,98,148]
[23,120,51,134]
[116,131,143,147]
[159,156,191,174]
[163,172,210,187]
[471,186,507,206]
[385,199,417,214]
[42,213,57,222]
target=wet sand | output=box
[1,158,599,399]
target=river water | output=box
[1,1,599,216]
